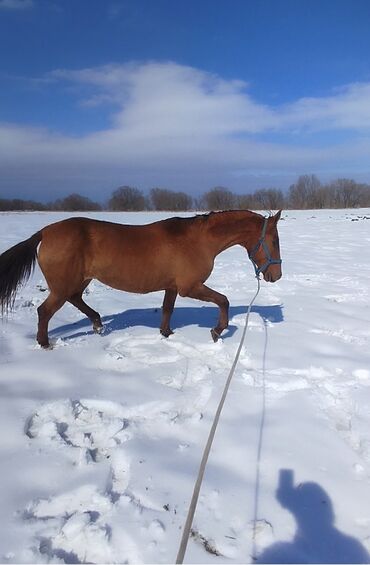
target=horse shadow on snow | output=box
[50,304,284,342]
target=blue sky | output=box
[1,0,370,200]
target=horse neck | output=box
[206,210,263,255]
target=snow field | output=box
[0,209,370,563]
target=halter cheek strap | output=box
[248,217,282,277]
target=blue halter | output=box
[248,217,282,278]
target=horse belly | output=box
[91,260,175,294]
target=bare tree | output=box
[235,193,254,210]
[358,184,370,207]
[0,198,46,211]
[4,176,370,213]
[252,188,285,210]
[51,193,102,211]
[108,186,146,211]
[150,188,193,211]
[288,174,321,209]
[310,185,332,209]
[328,178,362,208]
[201,187,236,210]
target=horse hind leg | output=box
[160,288,177,337]
[179,283,229,342]
[68,282,103,334]
[37,292,67,348]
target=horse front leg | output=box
[160,288,178,337]
[179,283,229,342]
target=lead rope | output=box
[176,275,261,564]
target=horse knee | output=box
[37,302,54,322]
[37,303,47,321]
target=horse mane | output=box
[203,209,264,223]
[161,209,264,238]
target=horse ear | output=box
[274,210,282,223]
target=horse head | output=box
[247,210,282,282]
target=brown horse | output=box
[0,210,282,348]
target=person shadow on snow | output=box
[255,469,370,564]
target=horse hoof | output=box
[160,328,174,338]
[210,328,221,342]
[93,324,104,334]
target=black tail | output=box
[0,231,42,315]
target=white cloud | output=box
[1,62,370,197]
[0,0,33,9]
[50,63,277,136]
[278,83,370,132]
[49,63,370,134]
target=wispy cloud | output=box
[0,0,33,10]
[278,83,370,132]
[1,62,370,197]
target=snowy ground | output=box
[1,209,370,564]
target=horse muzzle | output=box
[263,267,282,283]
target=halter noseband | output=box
[248,217,282,278]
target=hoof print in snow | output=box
[38,512,113,564]
[190,529,222,556]
[39,537,80,565]
[148,519,166,540]
[250,518,274,560]
[106,453,131,502]
[25,399,132,463]
[26,486,115,563]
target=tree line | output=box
[1,175,370,211]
